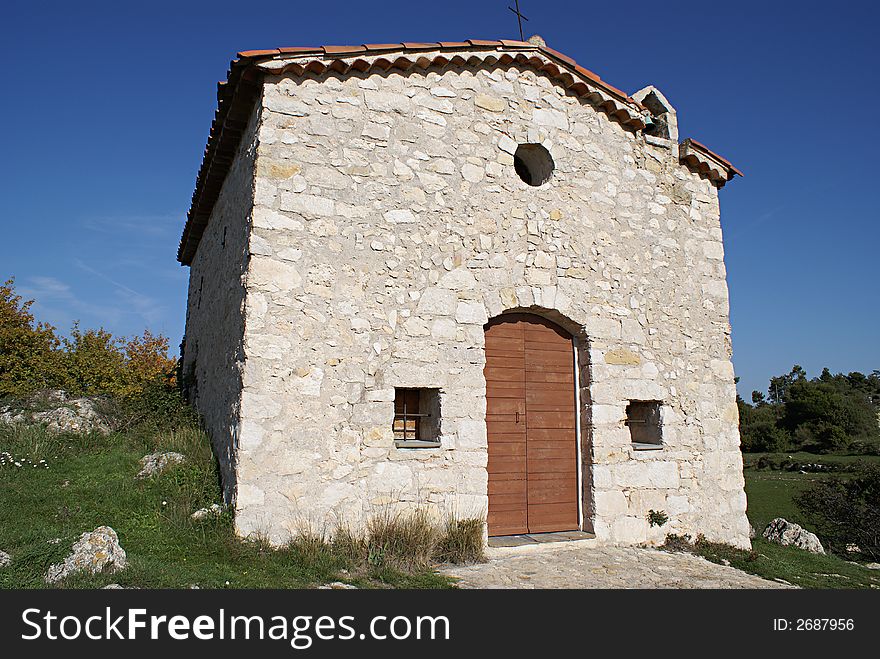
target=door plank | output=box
[485,318,528,536]
[486,314,579,536]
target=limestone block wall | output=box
[181,107,258,501]
[226,61,749,548]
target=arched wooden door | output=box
[484,314,579,536]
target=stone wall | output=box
[181,106,259,501]
[215,59,749,547]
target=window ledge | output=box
[632,442,664,451]
[394,440,442,449]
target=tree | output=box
[0,278,178,399]
[0,278,66,396]
[740,365,880,454]
[62,324,129,396]
[783,379,878,452]
[739,401,790,452]
[796,462,880,560]
[767,365,806,404]
[125,330,177,388]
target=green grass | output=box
[745,472,816,531]
[691,537,880,589]
[0,422,453,589]
[676,452,880,589]
[743,452,880,531]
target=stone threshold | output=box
[488,531,598,556]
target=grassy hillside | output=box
[0,420,452,589]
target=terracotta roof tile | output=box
[686,138,743,176]
[363,43,405,51]
[277,46,322,55]
[237,49,279,58]
[679,138,743,186]
[401,42,441,50]
[538,45,577,68]
[322,45,367,56]
[574,64,603,83]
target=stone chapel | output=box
[177,37,752,548]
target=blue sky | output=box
[1,0,877,397]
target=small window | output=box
[393,388,441,448]
[513,143,554,186]
[625,401,663,450]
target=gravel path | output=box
[442,544,791,589]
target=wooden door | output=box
[485,314,578,536]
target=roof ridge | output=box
[177,40,740,265]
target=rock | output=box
[748,524,756,539]
[45,526,127,584]
[0,550,10,568]
[762,518,825,554]
[527,34,546,47]
[102,583,124,589]
[136,452,186,479]
[0,390,111,435]
[845,543,861,553]
[317,581,358,590]
[474,94,506,112]
[865,563,880,570]
[191,503,225,521]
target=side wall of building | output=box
[181,106,260,501]
[233,62,751,547]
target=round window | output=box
[513,143,554,186]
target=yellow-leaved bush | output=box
[0,278,177,398]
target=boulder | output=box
[0,550,10,568]
[0,390,111,435]
[317,581,358,590]
[762,518,825,554]
[191,504,225,521]
[45,526,127,583]
[137,452,186,479]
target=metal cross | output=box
[508,0,529,41]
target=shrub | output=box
[365,509,438,570]
[106,376,196,432]
[647,509,668,527]
[0,278,179,405]
[660,533,694,552]
[312,512,487,572]
[795,462,880,560]
[330,524,366,563]
[0,279,66,396]
[434,517,485,564]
